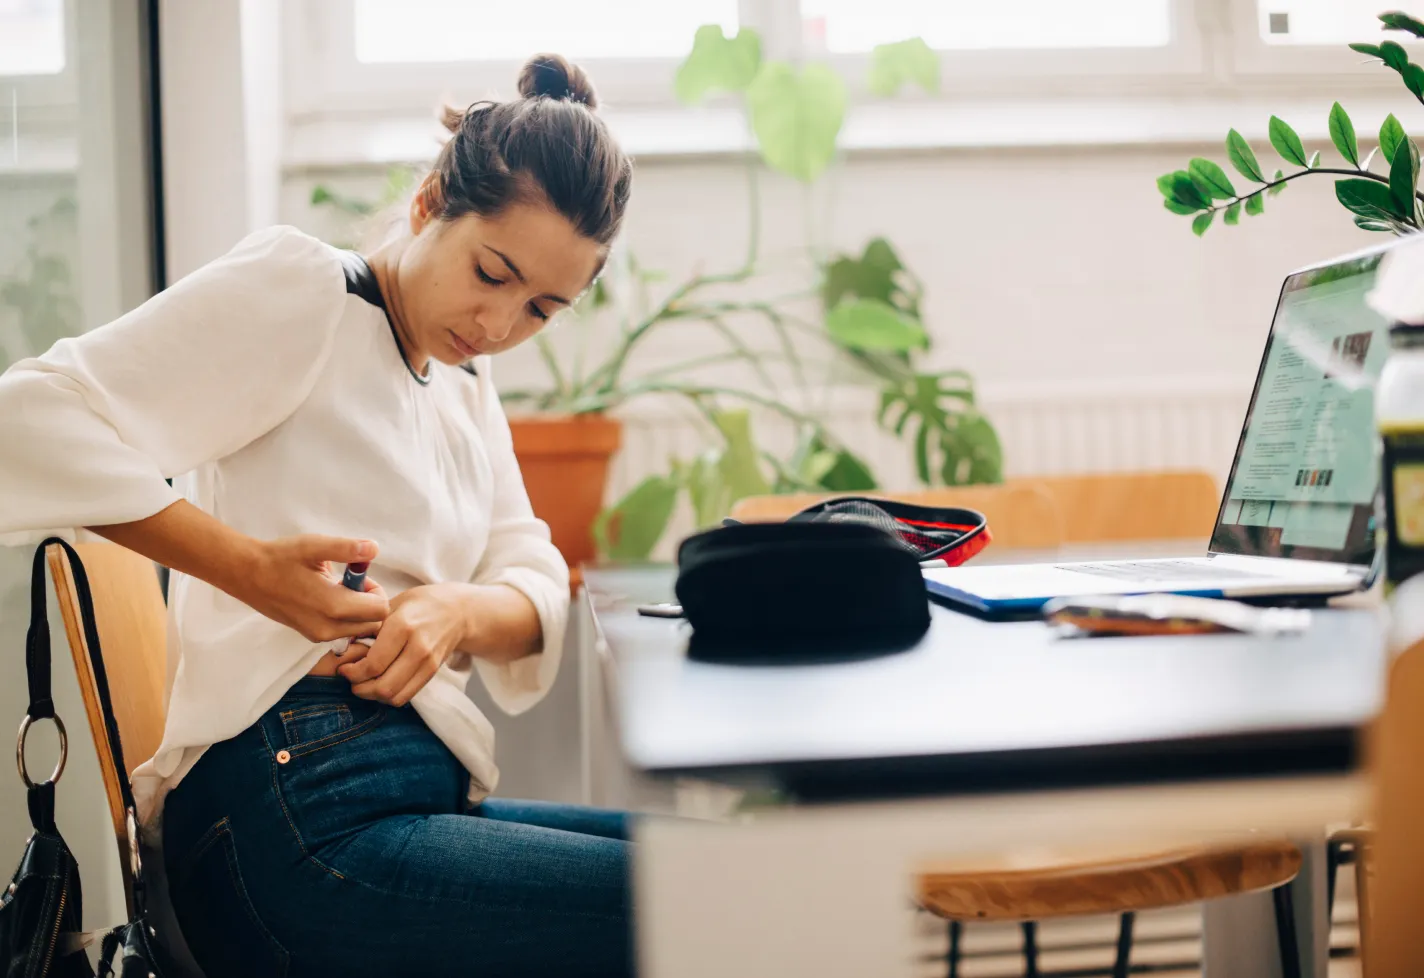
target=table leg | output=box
[1201,838,1328,978]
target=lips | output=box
[449,331,478,358]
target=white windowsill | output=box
[284,92,1411,172]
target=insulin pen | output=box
[341,561,370,591]
[335,562,371,656]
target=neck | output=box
[366,242,428,375]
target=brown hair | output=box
[432,54,632,252]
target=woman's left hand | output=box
[337,583,470,706]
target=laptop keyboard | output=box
[1058,560,1271,584]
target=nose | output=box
[477,296,521,344]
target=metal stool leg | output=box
[946,920,962,978]
[1112,911,1135,978]
[1272,883,1304,978]
[1021,920,1039,978]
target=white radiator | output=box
[607,375,1250,557]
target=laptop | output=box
[925,242,1396,614]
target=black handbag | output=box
[2,539,171,978]
[675,497,990,662]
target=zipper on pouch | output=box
[38,865,67,978]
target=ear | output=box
[408,173,444,234]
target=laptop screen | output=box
[1209,246,1394,567]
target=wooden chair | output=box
[728,483,1066,551]
[46,542,168,915]
[1017,470,1220,544]
[918,843,1304,978]
[1359,621,1424,977]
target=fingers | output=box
[294,534,378,567]
[338,619,406,685]
[390,658,442,708]
[350,645,440,707]
[327,585,390,623]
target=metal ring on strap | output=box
[16,714,67,789]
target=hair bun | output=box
[518,54,598,110]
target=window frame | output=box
[0,0,77,111]
[281,0,1421,164]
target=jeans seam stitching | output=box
[279,703,351,723]
[214,818,291,977]
[286,708,388,758]
[258,723,347,882]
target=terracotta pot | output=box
[508,413,622,585]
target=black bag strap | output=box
[24,538,145,903]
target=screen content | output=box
[1210,252,1389,565]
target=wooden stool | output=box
[917,841,1304,978]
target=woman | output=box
[0,55,634,978]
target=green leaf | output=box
[1406,63,1424,98]
[674,25,762,103]
[746,61,846,182]
[1363,145,1380,171]
[821,237,918,316]
[938,412,1003,486]
[1246,193,1265,216]
[1192,211,1214,236]
[1329,102,1359,168]
[710,408,771,502]
[1308,150,1321,168]
[1390,137,1420,217]
[1350,42,1385,58]
[1188,158,1236,199]
[1355,216,1396,233]
[1268,116,1308,167]
[685,450,729,527]
[1226,129,1266,183]
[1382,12,1424,37]
[1382,114,1407,167]
[819,448,878,491]
[1268,169,1287,195]
[867,37,939,96]
[1337,177,1407,222]
[913,423,932,484]
[1381,40,1411,72]
[592,475,680,561]
[825,298,928,352]
[1167,170,1210,209]
[1163,199,1200,215]
[1224,201,1242,225]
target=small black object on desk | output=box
[674,520,930,663]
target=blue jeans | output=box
[162,677,633,978]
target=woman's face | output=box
[393,183,602,367]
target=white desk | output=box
[580,555,1383,978]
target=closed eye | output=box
[476,264,504,286]
[528,302,549,322]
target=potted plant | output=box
[1155,10,1424,237]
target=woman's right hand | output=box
[239,535,391,643]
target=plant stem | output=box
[533,333,568,401]
[1204,166,1424,215]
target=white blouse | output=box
[0,225,570,826]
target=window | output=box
[0,0,64,76]
[353,0,738,64]
[1256,0,1396,46]
[801,0,1172,54]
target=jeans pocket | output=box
[169,817,289,978]
[278,698,386,757]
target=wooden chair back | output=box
[727,483,1065,551]
[1362,626,1424,977]
[1017,470,1220,543]
[46,542,168,908]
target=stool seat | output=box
[917,840,1303,922]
